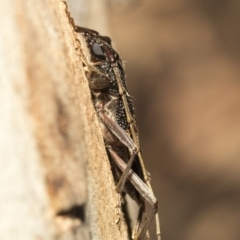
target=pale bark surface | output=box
[0,1,128,239]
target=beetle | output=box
[64,4,161,239]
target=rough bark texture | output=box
[0,1,128,239]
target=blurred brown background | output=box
[107,1,240,240]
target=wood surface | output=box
[0,1,128,239]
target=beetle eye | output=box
[92,43,105,59]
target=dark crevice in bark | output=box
[57,205,85,222]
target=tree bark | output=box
[0,0,128,239]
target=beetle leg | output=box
[108,147,159,240]
[98,110,140,193]
[131,202,151,240]
[98,109,161,240]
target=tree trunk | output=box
[0,1,128,239]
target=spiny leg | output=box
[131,202,150,240]
[116,148,138,193]
[108,147,150,240]
[98,110,160,239]
[97,110,139,192]
[108,147,159,240]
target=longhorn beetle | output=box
[65,4,161,240]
